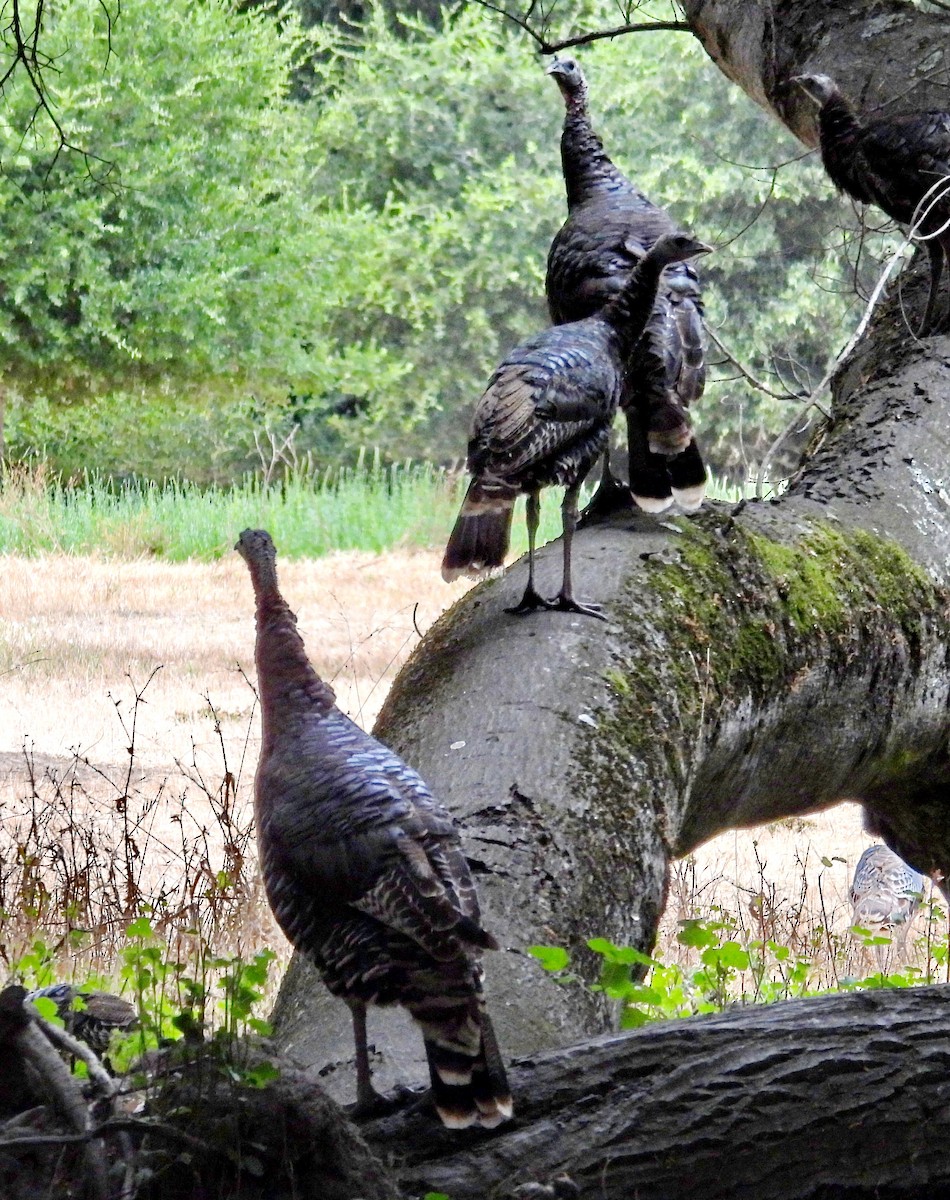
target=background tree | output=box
[1,0,890,481]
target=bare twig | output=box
[33,1013,116,1099]
[0,986,109,1200]
[466,0,689,54]
[704,325,806,403]
[0,1113,214,1154]
[816,873,840,988]
[755,233,913,496]
[539,20,691,54]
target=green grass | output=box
[0,455,748,560]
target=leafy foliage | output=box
[0,0,406,477]
[14,925,278,1082]
[3,0,883,480]
[532,901,950,1030]
[280,0,876,472]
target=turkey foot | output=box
[545,593,607,621]
[349,1088,406,1121]
[578,469,635,527]
[349,1081,424,1121]
[505,583,558,615]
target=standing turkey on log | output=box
[545,55,710,515]
[794,74,950,335]
[442,230,712,619]
[236,529,511,1129]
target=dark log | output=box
[361,985,950,1200]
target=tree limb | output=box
[361,985,950,1200]
[466,1,691,55]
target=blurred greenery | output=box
[1,0,883,484]
[0,454,750,560]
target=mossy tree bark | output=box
[270,0,950,1190]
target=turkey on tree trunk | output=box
[545,54,709,515]
[442,230,712,620]
[236,529,511,1129]
[794,73,950,335]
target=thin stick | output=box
[755,233,912,497]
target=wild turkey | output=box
[25,983,137,1057]
[850,844,927,936]
[442,230,711,618]
[236,529,511,1128]
[794,73,950,334]
[545,55,709,514]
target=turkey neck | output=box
[560,93,630,209]
[602,252,666,360]
[247,561,336,745]
[817,92,872,202]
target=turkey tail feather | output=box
[668,438,708,511]
[441,480,516,582]
[420,997,512,1129]
[469,1007,513,1126]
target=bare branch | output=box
[466,0,547,48]
[33,1012,117,1100]
[540,20,691,54]
[704,325,806,402]
[465,0,690,54]
[755,234,913,495]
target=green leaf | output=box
[243,1062,280,1089]
[587,938,657,967]
[527,946,570,973]
[29,996,61,1023]
[677,920,717,949]
[716,942,751,970]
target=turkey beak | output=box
[694,242,714,257]
[546,59,567,77]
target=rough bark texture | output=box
[270,0,950,1191]
[360,984,950,1200]
[272,277,950,1105]
[681,0,949,140]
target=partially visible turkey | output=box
[850,845,927,936]
[794,73,950,334]
[236,529,511,1128]
[545,54,709,514]
[25,983,137,1059]
[442,231,712,619]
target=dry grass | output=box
[0,550,934,1003]
[0,550,473,982]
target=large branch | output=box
[360,984,950,1199]
[270,0,950,1141]
[272,274,950,1099]
[680,0,949,139]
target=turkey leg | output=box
[506,490,556,614]
[548,476,607,620]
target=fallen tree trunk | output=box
[361,984,950,1200]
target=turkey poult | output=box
[236,529,512,1129]
[794,73,950,334]
[545,55,709,514]
[442,230,712,619]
